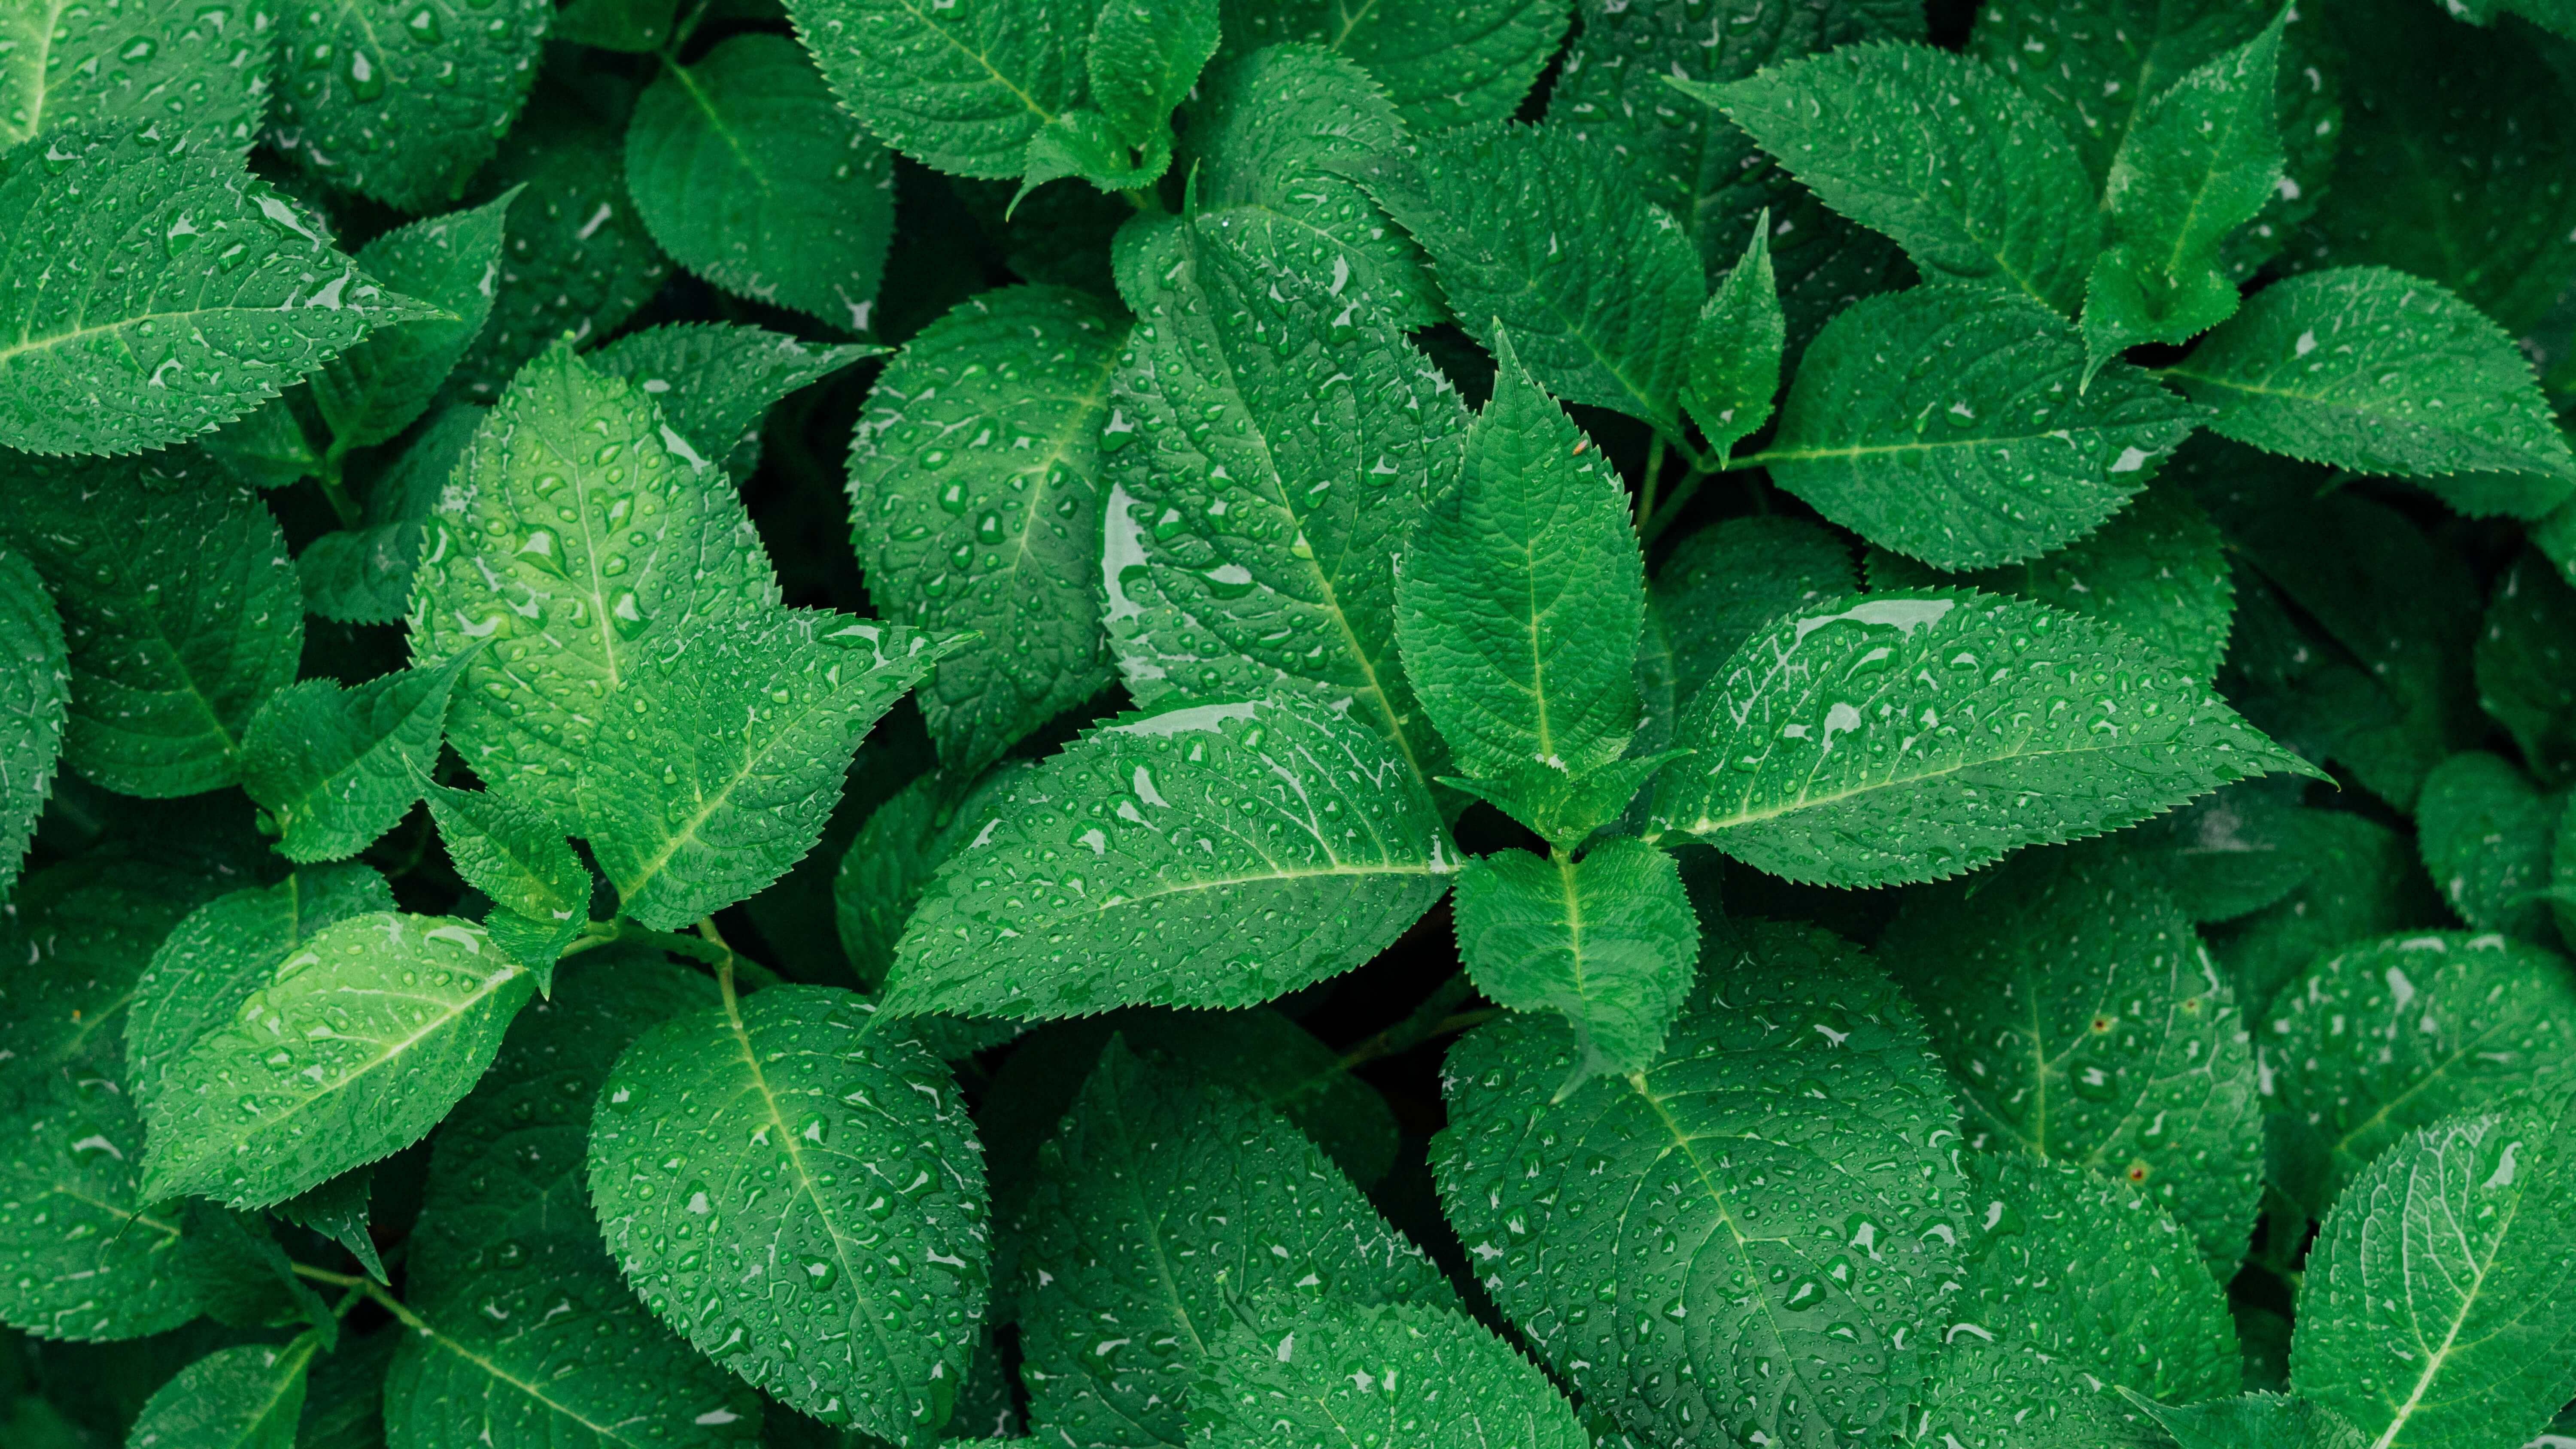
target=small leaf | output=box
[1452,837,1698,1081]
[267,0,550,211]
[175,1202,336,1345]
[833,761,1030,988]
[783,0,1092,180]
[270,1166,384,1282]
[1760,285,2208,570]
[2415,752,2559,940]
[0,545,68,894]
[884,694,1457,1019]
[240,655,468,864]
[1212,0,1567,130]
[298,1328,398,1449]
[588,322,877,481]
[139,913,533,1209]
[1090,0,1220,151]
[626,35,896,332]
[313,191,518,452]
[1192,1296,1586,1449]
[2074,779,2312,925]
[125,1339,317,1449]
[0,0,276,151]
[1683,221,1786,457]
[298,406,476,627]
[425,784,591,957]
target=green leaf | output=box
[587,985,987,1444]
[2476,551,2576,788]
[552,0,675,48]
[2208,808,2442,1012]
[138,913,533,1208]
[266,0,550,212]
[1864,483,2237,687]
[1437,919,1964,1449]
[588,323,876,481]
[200,393,326,491]
[1192,1295,1586,1449]
[1015,1039,1452,1446]
[580,611,955,931]
[449,95,671,403]
[125,865,395,1117]
[1089,0,1218,153]
[1214,0,1567,130]
[783,0,1091,181]
[125,1339,316,1449]
[0,131,433,457]
[175,1202,335,1343]
[1653,514,1856,711]
[2165,267,2576,489]
[0,0,277,151]
[297,1328,397,1449]
[2,456,302,798]
[0,546,66,894]
[1684,221,1786,457]
[851,287,1124,775]
[2260,932,2576,1219]
[1452,837,1697,1081]
[2075,779,2313,926]
[1955,1150,2240,1404]
[313,192,518,453]
[1394,335,1644,796]
[1759,285,2208,570]
[833,760,1028,989]
[2081,12,2287,365]
[1100,213,1463,787]
[1650,589,2316,888]
[240,656,466,864]
[2290,1091,2576,1449]
[298,406,476,627]
[1882,850,2262,1266]
[884,694,1457,1019]
[269,1166,384,1282]
[2415,752,2560,940]
[1361,121,1699,429]
[2125,1393,2367,1449]
[1909,1335,2153,1449]
[1176,45,1438,330]
[425,784,591,965]
[627,35,896,331]
[408,343,778,825]
[1703,43,2101,314]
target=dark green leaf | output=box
[0,0,276,151]
[1653,513,1855,710]
[2476,550,2576,788]
[1684,221,1786,457]
[2415,752,2560,941]
[297,406,476,627]
[1192,1295,1586,1449]
[1215,0,1567,130]
[1452,837,1697,1080]
[124,1338,316,1449]
[0,545,66,894]
[240,655,465,864]
[267,0,550,212]
[313,193,516,453]
[587,323,876,481]
[784,0,1091,181]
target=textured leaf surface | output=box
[139,913,532,1208]
[851,287,1124,775]
[1761,285,2206,570]
[2166,268,2576,485]
[425,785,589,954]
[587,985,987,1443]
[1016,1041,1452,1447]
[1710,43,2099,313]
[2210,809,2442,1013]
[1437,919,1964,1449]
[2262,932,2576,1219]
[2415,753,2559,940]
[1452,837,1696,1080]
[2130,1393,2366,1449]
[270,1165,383,1281]
[1192,1295,1585,1449]
[784,0,1089,181]
[2290,1093,2576,1449]
[313,193,516,452]
[298,405,474,627]
[1865,484,2236,686]
[1653,514,1854,711]
[239,656,464,864]
[833,762,1028,988]
[127,1339,315,1449]
[580,612,952,930]
[2077,779,2313,926]
[267,0,550,212]
[1881,851,2262,1265]
[1651,589,2313,888]
[589,323,875,481]
[0,0,277,151]
[1364,122,1698,428]
[3,456,302,798]
[1685,224,1786,457]
[1088,0,1218,153]
[0,546,66,894]
[1100,215,1462,786]
[627,35,893,331]
[409,344,777,824]
[886,694,1455,1019]
[1215,0,1565,130]
[0,132,428,457]
[2478,552,2576,789]
[176,1200,335,1339]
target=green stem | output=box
[1340,972,1482,1070]
[313,447,360,530]
[664,0,715,55]
[1641,464,1710,547]
[293,1264,426,1331]
[1635,434,1668,526]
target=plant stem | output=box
[1340,971,1483,1069]
[1635,434,1668,526]
[292,1263,426,1331]
[313,449,360,530]
[1641,464,1710,547]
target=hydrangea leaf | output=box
[1759,285,2207,570]
[312,192,518,453]
[425,784,590,974]
[267,0,551,212]
[298,406,476,627]
[175,1201,336,1342]
[2209,808,2443,1012]
[579,612,957,931]
[0,546,66,894]
[1864,483,2236,686]
[1909,1335,2152,1449]
[2,455,303,798]
[1362,121,1698,429]
[2261,932,2576,1219]
[2479,552,2576,788]
[1192,1295,1586,1449]
[127,1339,317,1449]
[137,912,534,1209]
[1704,43,2100,314]
[587,985,987,1445]
[2415,752,2559,941]
[2165,267,2576,489]
[1100,213,1464,786]
[0,0,277,151]
[589,323,876,482]
[2290,1091,2576,1449]
[2073,779,2313,926]
[1393,335,1643,791]
[0,130,433,457]
[850,287,1124,776]
[1214,0,1567,130]
[1452,837,1697,1082]
[408,343,778,825]
[2126,1393,2366,1449]
[299,1328,398,1449]
[1650,589,2317,888]
[240,655,468,864]
[1684,222,1786,458]
[1437,919,1964,1449]
[627,35,895,332]
[783,0,1091,181]
[1017,1040,1452,1447]
[1088,0,1218,154]
[269,1165,383,1281]
[1653,514,1855,711]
